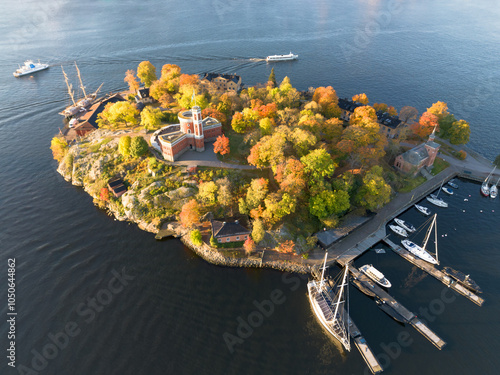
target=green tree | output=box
[251,219,266,243]
[118,135,131,157]
[50,136,68,162]
[300,149,336,184]
[140,106,163,131]
[190,229,203,246]
[437,113,456,137]
[129,136,149,158]
[216,178,233,208]
[448,119,470,145]
[308,189,350,219]
[137,61,157,87]
[355,166,392,210]
[97,101,139,128]
[246,178,269,210]
[210,235,218,247]
[262,192,296,223]
[259,117,274,135]
[268,67,277,87]
[289,128,317,157]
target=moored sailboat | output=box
[426,181,448,207]
[307,253,350,351]
[389,224,408,237]
[401,214,439,265]
[481,166,496,197]
[490,176,499,199]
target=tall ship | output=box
[266,52,298,62]
[60,63,103,118]
[13,60,49,77]
[401,214,439,265]
[307,253,350,351]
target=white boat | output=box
[401,214,439,265]
[481,166,496,197]
[490,176,499,199]
[442,187,453,195]
[394,218,416,232]
[426,181,448,207]
[415,204,431,216]
[13,60,49,77]
[359,264,392,288]
[389,224,408,237]
[307,253,350,351]
[266,52,298,62]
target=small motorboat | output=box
[394,218,416,232]
[360,264,392,288]
[389,224,408,237]
[415,204,431,216]
[447,180,459,189]
[442,187,454,195]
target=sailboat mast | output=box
[332,266,349,326]
[74,62,87,98]
[319,252,328,287]
[61,66,76,106]
[434,216,439,264]
[422,214,437,251]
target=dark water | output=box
[1,1,499,374]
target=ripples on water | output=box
[0,0,499,374]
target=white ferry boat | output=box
[359,264,392,288]
[13,60,49,77]
[266,52,298,62]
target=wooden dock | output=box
[384,239,484,307]
[348,264,446,350]
[348,314,383,374]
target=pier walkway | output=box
[347,314,383,374]
[348,264,446,350]
[384,239,484,306]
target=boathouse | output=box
[211,219,251,243]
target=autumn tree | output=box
[140,106,163,131]
[202,107,227,125]
[216,178,233,209]
[399,106,419,124]
[373,103,388,113]
[179,74,199,87]
[137,61,157,87]
[259,117,274,135]
[100,187,110,202]
[349,105,377,126]
[50,136,68,162]
[352,93,369,104]
[198,181,219,206]
[321,118,344,143]
[274,158,306,196]
[412,111,438,138]
[267,76,301,110]
[246,178,269,210]
[247,130,288,170]
[262,192,297,224]
[179,199,200,228]
[129,136,149,158]
[176,85,208,109]
[277,240,295,254]
[124,69,140,92]
[213,135,230,157]
[251,219,266,243]
[312,86,341,118]
[97,101,139,128]
[289,127,317,157]
[160,64,181,83]
[427,101,449,120]
[448,119,470,145]
[149,79,171,104]
[243,238,256,254]
[355,166,392,210]
[118,135,131,157]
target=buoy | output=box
[464,198,468,201]
[463,210,466,212]
[480,210,483,213]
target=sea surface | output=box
[0,1,499,374]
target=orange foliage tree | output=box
[179,199,200,228]
[312,86,340,118]
[352,93,369,104]
[100,188,110,202]
[213,135,230,157]
[277,240,295,254]
[274,158,306,196]
[124,69,140,92]
[243,238,256,254]
[202,107,227,125]
[179,73,199,87]
[411,111,438,138]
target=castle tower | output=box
[192,105,205,152]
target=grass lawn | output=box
[430,157,450,175]
[217,130,249,164]
[398,175,427,193]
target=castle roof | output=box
[401,144,429,166]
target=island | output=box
[51,61,478,274]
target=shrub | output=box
[190,230,202,246]
[210,235,218,247]
[456,150,467,160]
